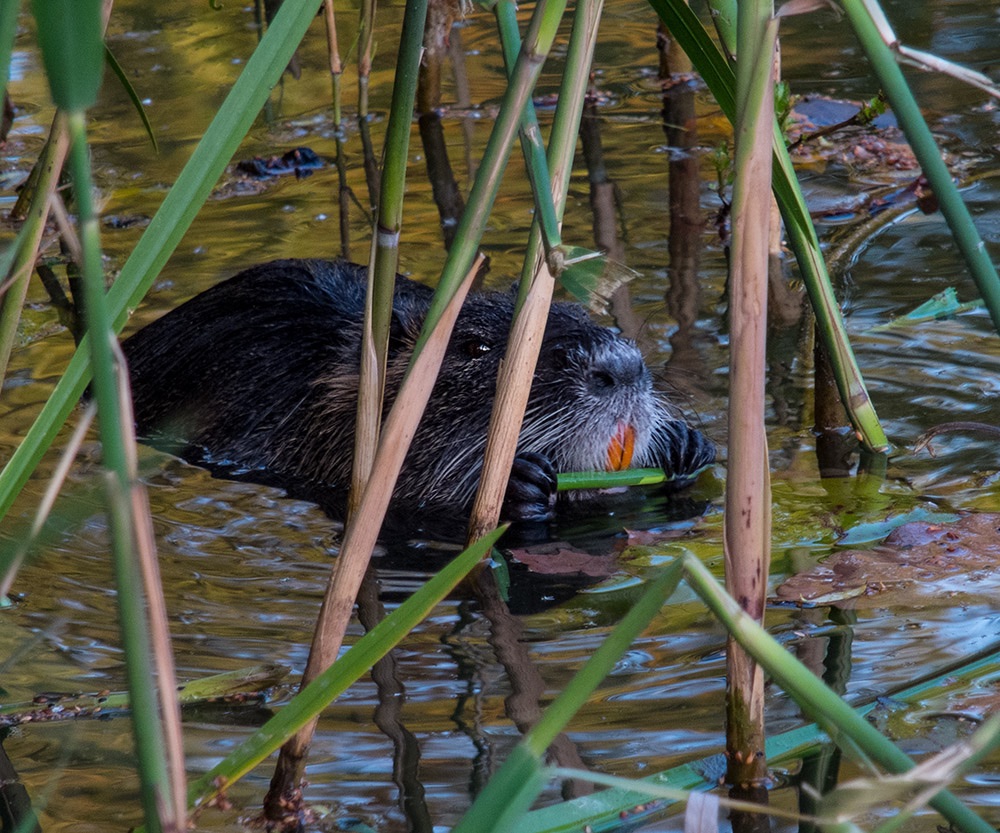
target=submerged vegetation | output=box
[2,0,1000,831]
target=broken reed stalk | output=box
[265,0,429,810]
[723,0,776,790]
[263,257,483,813]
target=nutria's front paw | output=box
[502,452,558,522]
[656,421,716,493]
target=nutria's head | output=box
[522,305,662,473]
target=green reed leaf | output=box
[31,0,104,111]
[104,44,158,152]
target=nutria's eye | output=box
[591,369,616,390]
[461,338,492,358]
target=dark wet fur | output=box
[123,259,715,519]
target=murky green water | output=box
[3,0,1000,830]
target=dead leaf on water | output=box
[508,542,618,578]
[775,513,1000,608]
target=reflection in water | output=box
[0,739,39,833]
[3,0,1000,829]
[662,73,712,404]
[357,567,434,833]
[418,0,466,254]
[467,568,594,801]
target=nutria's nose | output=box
[588,341,648,393]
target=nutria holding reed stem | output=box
[123,259,714,521]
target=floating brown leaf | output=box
[508,542,618,578]
[775,513,1000,608]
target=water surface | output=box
[3,1,1000,830]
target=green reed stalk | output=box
[556,467,684,490]
[489,0,612,304]
[453,560,687,833]
[839,0,1000,334]
[0,0,324,528]
[104,46,158,152]
[351,0,428,507]
[493,0,608,297]
[682,553,995,833]
[65,108,142,629]
[707,0,737,58]
[491,0,563,260]
[31,0,184,824]
[529,0,602,270]
[647,0,888,453]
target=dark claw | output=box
[502,452,558,522]
[655,421,716,493]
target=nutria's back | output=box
[123,259,714,517]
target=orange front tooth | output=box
[607,422,635,471]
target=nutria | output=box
[123,259,714,521]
